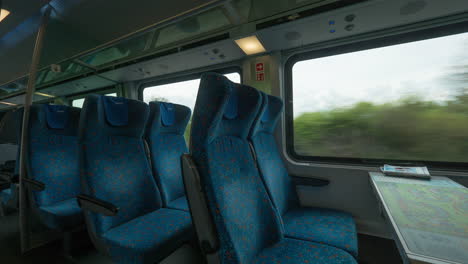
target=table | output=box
[369,172,468,264]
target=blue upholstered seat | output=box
[102,208,192,263]
[254,238,356,264]
[27,104,83,230]
[79,95,192,263]
[167,196,189,211]
[189,72,357,264]
[249,93,358,257]
[145,101,191,211]
[282,208,357,254]
[38,198,83,230]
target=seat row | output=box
[20,73,358,263]
[22,97,192,263]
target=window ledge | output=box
[284,153,468,178]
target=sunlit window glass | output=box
[292,32,468,163]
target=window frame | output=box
[138,66,242,101]
[284,21,468,171]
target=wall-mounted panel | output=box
[258,0,468,52]
[101,39,244,82]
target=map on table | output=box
[371,174,468,263]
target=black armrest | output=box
[292,175,330,187]
[77,194,119,216]
[181,154,220,254]
[23,178,45,191]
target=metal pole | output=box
[19,6,52,254]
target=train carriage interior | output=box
[0,0,467,263]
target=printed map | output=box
[372,175,468,263]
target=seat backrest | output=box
[248,93,298,216]
[79,95,162,235]
[28,104,81,207]
[145,101,190,207]
[190,73,283,263]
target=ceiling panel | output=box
[101,39,244,82]
[258,0,468,53]
[0,0,227,88]
[60,0,217,43]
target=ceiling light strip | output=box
[0,101,18,106]
[35,92,55,98]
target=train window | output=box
[142,72,240,141]
[72,98,85,108]
[142,72,240,109]
[288,32,468,167]
[71,92,117,108]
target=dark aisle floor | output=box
[358,233,403,264]
[1,211,402,264]
[0,210,106,264]
[0,211,202,264]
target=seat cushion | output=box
[254,238,357,264]
[102,208,192,264]
[283,207,358,257]
[167,196,189,211]
[38,198,83,230]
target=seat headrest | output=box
[103,96,129,127]
[160,103,176,126]
[79,95,149,141]
[45,105,70,129]
[249,93,283,137]
[190,72,261,150]
[28,104,80,137]
[146,101,191,136]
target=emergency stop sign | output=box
[256,63,264,72]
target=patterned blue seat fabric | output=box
[27,104,83,230]
[145,101,191,211]
[249,93,358,257]
[79,95,192,264]
[190,72,357,264]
